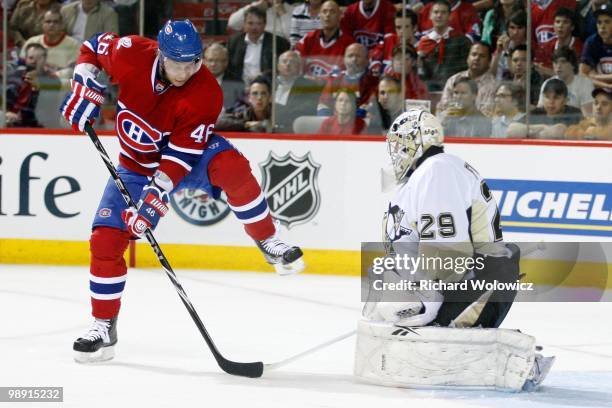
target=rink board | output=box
[0,131,611,282]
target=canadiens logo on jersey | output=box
[259,152,321,229]
[116,109,164,153]
[170,189,231,226]
[305,59,339,77]
[354,31,383,49]
[536,25,556,44]
[598,57,612,75]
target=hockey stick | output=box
[265,329,357,372]
[83,123,264,378]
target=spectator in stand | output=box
[579,3,612,89]
[491,83,526,137]
[481,0,523,50]
[579,0,608,39]
[216,76,272,132]
[21,9,80,81]
[534,7,583,77]
[9,0,59,47]
[504,44,544,105]
[60,0,118,42]
[416,0,471,92]
[340,0,396,51]
[227,0,296,41]
[367,75,405,134]
[566,87,612,139]
[385,44,429,100]
[318,89,367,134]
[371,9,419,74]
[418,0,481,42]
[295,0,355,79]
[532,0,577,48]
[437,41,497,116]
[439,77,492,137]
[507,78,583,138]
[290,0,323,47]
[317,43,379,116]
[203,43,245,111]
[538,47,594,115]
[6,43,60,127]
[227,6,290,84]
[274,50,324,132]
[489,10,527,80]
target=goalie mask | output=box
[387,109,444,182]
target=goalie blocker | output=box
[354,322,555,392]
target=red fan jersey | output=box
[534,36,583,67]
[418,1,481,41]
[340,0,396,50]
[77,33,223,189]
[295,29,356,77]
[532,0,576,45]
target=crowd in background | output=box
[1,0,611,140]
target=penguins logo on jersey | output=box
[260,152,321,229]
[383,204,412,247]
[170,188,231,226]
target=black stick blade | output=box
[219,360,264,378]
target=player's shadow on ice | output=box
[104,362,612,406]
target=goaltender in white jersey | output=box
[355,109,555,392]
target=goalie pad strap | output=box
[354,320,537,392]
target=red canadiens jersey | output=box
[418,1,481,40]
[532,0,576,45]
[534,36,583,67]
[340,0,395,50]
[295,29,356,77]
[77,33,223,189]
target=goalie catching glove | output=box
[122,181,170,238]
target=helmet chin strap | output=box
[157,52,171,85]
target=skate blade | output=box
[275,257,305,276]
[522,355,555,391]
[74,346,115,364]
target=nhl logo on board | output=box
[170,188,231,226]
[259,152,321,229]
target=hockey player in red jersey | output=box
[60,20,304,363]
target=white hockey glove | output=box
[374,289,444,327]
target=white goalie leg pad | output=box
[354,320,543,392]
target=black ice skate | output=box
[256,235,305,275]
[73,317,118,363]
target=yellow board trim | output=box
[0,238,360,276]
[1,239,611,290]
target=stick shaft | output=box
[265,330,356,372]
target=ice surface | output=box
[1,265,611,408]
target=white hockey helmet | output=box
[386,109,444,181]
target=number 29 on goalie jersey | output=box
[384,153,503,245]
